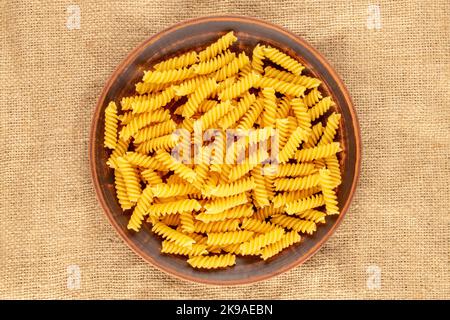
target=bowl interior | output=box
[90,16,360,284]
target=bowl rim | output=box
[89,14,362,285]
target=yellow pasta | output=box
[133,120,177,143]
[264,66,321,89]
[198,31,237,62]
[182,77,218,118]
[294,142,341,162]
[192,50,236,75]
[127,186,154,232]
[260,231,301,260]
[187,254,236,269]
[263,46,304,75]
[303,88,323,107]
[214,52,250,81]
[218,71,261,101]
[147,199,201,218]
[207,230,254,246]
[103,32,344,270]
[239,228,285,255]
[256,77,306,97]
[318,112,341,146]
[161,241,208,256]
[195,205,253,222]
[104,101,118,149]
[319,168,340,215]
[261,87,277,128]
[204,193,248,214]
[154,51,198,71]
[217,93,256,130]
[152,222,196,248]
[116,157,142,202]
[271,215,317,234]
[285,194,325,215]
[274,172,321,192]
[119,109,170,140]
[251,44,265,74]
[114,169,133,211]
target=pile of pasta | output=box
[103,31,342,269]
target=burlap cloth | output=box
[0,0,449,299]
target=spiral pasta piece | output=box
[214,52,250,81]
[325,155,342,187]
[118,111,134,125]
[172,76,208,96]
[147,199,201,217]
[303,122,324,149]
[260,231,301,260]
[142,67,194,84]
[161,241,208,256]
[207,230,254,246]
[133,120,177,143]
[198,31,237,62]
[196,100,232,129]
[127,186,154,232]
[277,96,291,119]
[285,194,325,215]
[253,203,284,220]
[217,93,256,130]
[261,87,277,128]
[206,176,256,197]
[152,222,196,248]
[195,205,253,222]
[307,96,335,121]
[104,102,118,149]
[131,87,176,114]
[119,109,170,140]
[115,157,142,203]
[218,71,261,101]
[263,46,304,74]
[151,183,198,198]
[318,113,341,146]
[294,142,341,162]
[291,98,311,134]
[179,211,195,233]
[114,169,132,210]
[278,127,309,163]
[264,66,321,89]
[275,118,292,150]
[272,186,321,208]
[271,215,317,234]
[239,228,285,255]
[235,98,264,130]
[249,165,270,208]
[155,150,197,183]
[241,218,282,234]
[251,44,265,74]
[192,50,236,75]
[303,88,323,107]
[257,77,306,97]
[194,219,241,234]
[274,172,321,192]
[204,193,248,214]
[297,209,326,224]
[182,78,218,118]
[187,254,236,269]
[135,82,170,95]
[154,51,198,71]
[123,152,163,171]
[121,93,156,111]
[318,168,339,215]
[135,134,179,154]
[274,163,316,178]
[161,213,181,226]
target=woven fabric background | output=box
[1,0,449,299]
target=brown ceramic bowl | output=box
[90,15,361,285]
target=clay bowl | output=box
[90,15,361,285]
